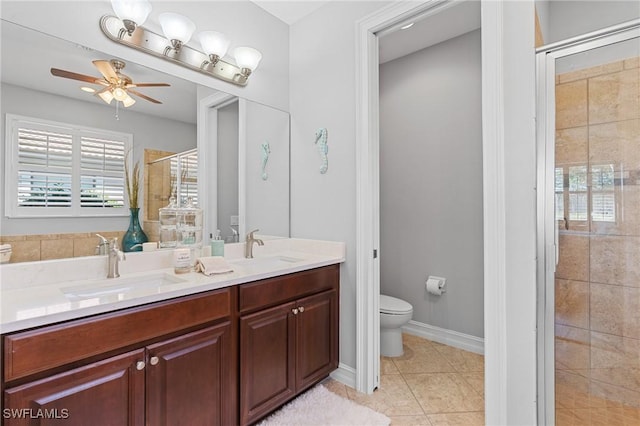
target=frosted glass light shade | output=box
[159,12,196,44]
[122,94,136,107]
[111,0,151,26]
[112,87,128,101]
[98,90,115,105]
[233,47,262,72]
[199,31,231,58]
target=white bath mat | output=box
[257,384,391,426]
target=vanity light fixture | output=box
[100,0,262,86]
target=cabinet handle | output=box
[298,306,305,313]
[150,356,160,366]
[136,361,146,370]
[292,308,299,315]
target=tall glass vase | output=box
[122,208,148,252]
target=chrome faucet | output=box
[95,234,110,255]
[245,229,264,259]
[107,238,125,278]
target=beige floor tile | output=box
[392,345,456,374]
[346,374,424,417]
[382,356,401,374]
[404,373,484,414]
[403,333,438,353]
[426,411,484,426]
[459,372,484,398]
[430,344,484,373]
[389,415,433,425]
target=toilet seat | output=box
[380,294,413,315]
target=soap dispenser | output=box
[210,229,224,257]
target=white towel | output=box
[195,256,234,276]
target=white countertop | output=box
[0,238,345,334]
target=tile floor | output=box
[322,333,640,426]
[324,333,485,425]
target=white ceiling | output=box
[251,0,330,25]
[1,21,198,124]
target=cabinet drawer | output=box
[239,265,338,314]
[4,288,231,382]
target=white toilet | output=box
[380,294,413,357]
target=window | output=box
[5,114,132,218]
[555,167,564,221]
[591,164,615,222]
[568,165,588,221]
[170,149,198,206]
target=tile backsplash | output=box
[0,231,126,263]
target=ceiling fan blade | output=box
[126,83,171,88]
[51,68,108,85]
[93,60,118,81]
[127,88,163,104]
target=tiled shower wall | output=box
[554,56,640,408]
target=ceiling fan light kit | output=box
[100,0,263,87]
[50,58,169,109]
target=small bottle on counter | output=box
[210,230,224,257]
[174,248,192,274]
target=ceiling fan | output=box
[50,59,170,108]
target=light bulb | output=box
[233,46,262,75]
[199,31,230,59]
[113,87,128,101]
[159,12,196,46]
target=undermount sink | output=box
[61,272,188,301]
[228,255,304,269]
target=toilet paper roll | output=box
[426,278,444,295]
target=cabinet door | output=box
[145,323,233,426]
[295,290,338,391]
[3,349,145,426]
[239,301,296,425]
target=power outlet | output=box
[230,215,239,226]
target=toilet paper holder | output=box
[426,276,446,295]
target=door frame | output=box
[197,92,237,242]
[356,1,539,423]
[535,19,640,425]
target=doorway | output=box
[537,20,640,425]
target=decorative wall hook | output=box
[315,128,328,174]
[261,142,270,180]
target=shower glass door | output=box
[538,23,640,425]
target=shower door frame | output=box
[535,19,640,426]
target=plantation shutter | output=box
[6,115,131,218]
[17,127,73,208]
[80,136,126,208]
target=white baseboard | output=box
[402,320,484,355]
[330,363,357,389]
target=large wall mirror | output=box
[0,20,290,255]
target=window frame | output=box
[4,114,133,218]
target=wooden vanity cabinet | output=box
[2,288,236,426]
[2,264,340,426]
[238,265,339,425]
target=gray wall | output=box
[1,83,196,235]
[290,1,386,369]
[544,1,640,44]
[217,101,239,241]
[379,30,484,338]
